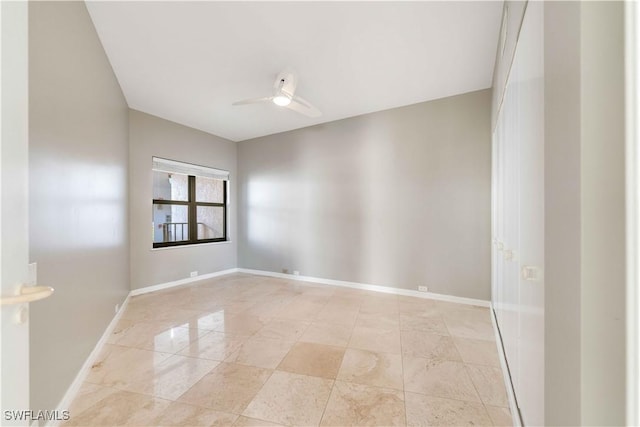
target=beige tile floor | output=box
[63,273,512,426]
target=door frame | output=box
[626,1,640,425]
[0,0,31,424]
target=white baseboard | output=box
[490,304,521,427]
[129,268,239,296]
[47,293,132,427]
[237,268,490,307]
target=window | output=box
[152,157,229,248]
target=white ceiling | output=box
[86,1,503,142]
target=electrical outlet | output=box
[293,270,300,276]
[190,271,198,278]
[418,286,429,292]
[115,304,119,314]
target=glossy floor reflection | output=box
[63,273,513,426]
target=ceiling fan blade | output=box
[232,96,272,106]
[287,95,321,117]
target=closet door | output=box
[514,2,545,425]
[505,67,522,399]
[491,2,544,425]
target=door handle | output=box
[0,285,54,305]
[521,266,542,282]
[504,249,515,261]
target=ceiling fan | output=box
[232,70,321,118]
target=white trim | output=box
[152,156,229,181]
[129,268,239,296]
[237,268,490,307]
[626,1,640,424]
[46,294,132,427]
[490,304,521,427]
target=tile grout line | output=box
[461,357,495,424]
[317,298,362,426]
[441,312,496,423]
[396,386,511,408]
[112,295,269,423]
[399,303,409,427]
[66,274,499,426]
[298,301,332,426]
[238,366,278,422]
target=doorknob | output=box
[0,285,54,305]
[521,266,542,281]
[504,249,515,261]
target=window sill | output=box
[151,240,232,251]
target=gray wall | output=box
[129,110,237,290]
[579,1,625,424]
[29,1,130,414]
[543,2,583,423]
[542,2,626,424]
[238,90,491,300]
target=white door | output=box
[492,2,545,424]
[1,2,31,425]
[513,2,545,425]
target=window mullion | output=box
[153,200,189,205]
[223,180,228,240]
[188,175,197,242]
